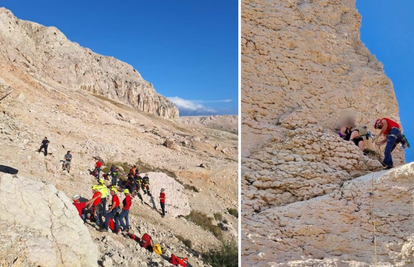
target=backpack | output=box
[140,233,152,248]
[153,244,162,255]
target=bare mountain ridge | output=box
[0,7,178,120]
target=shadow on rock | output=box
[0,165,18,174]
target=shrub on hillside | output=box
[203,238,238,267]
[185,210,222,239]
[227,208,238,218]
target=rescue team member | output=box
[115,189,133,232]
[373,117,405,169]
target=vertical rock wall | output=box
[241,0,410,265]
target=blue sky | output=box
[356,0,414,163]
[1,1,238,116]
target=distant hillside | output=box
[179,115,238,134]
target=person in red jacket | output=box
[373,118,405,169]
[115,189,132,232]
[159,188,166,218]
[86,185,102,227]
[94,160,103,180]
[100,186,120,232]
[72,194,86,222]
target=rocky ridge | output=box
[241,0,410,266]
[0,8,178,120]
[0,7,238,267]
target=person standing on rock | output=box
[72,194,87,222]
[86,185,102,227]
[38,137,50,156]
[100,186,120,232]
[115,189,132,232]
[373,118,406,169]
[63,151,72,173]
[159,188,166,218]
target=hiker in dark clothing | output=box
[110,166,118,186]
[340,119,364,151]
[142,173,151,196]
[38,137,50,156]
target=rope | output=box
[369,172,378,266]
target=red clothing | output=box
[123,194,132,210]
[92,192,101,206]
[73,202,86,218]
[382,118,400,134]
[141,233,152,248]
[96,161,102,168]
[160,192,166,203]
[111,194,120,209]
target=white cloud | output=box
[167,96,217,116]
[198,99,233,103]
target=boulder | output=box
[0,174,99,267]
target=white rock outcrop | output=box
[243,163,414,266]
[0,174,99,267]
[142,172,191,217]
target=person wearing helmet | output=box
[72,194,86,222]
[86,185,102,227]
[96,179,109,222]
[100,186,120,232]
[373,118,405,169]
[159,188,166,218]
[115,189,132,232]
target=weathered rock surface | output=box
[141,172,191,217]
[0,77,12,101]
[242,163,414,266]
[0,8,178,120]
[241,0,409,266]
[0,174,99,267]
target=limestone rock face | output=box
[142,172,191,217]
[0,174,99,267]
[242,0,409,265]
[242,0,402,160]
[0,77,12,101]
[242,163,414,267]
[0,8,178,120]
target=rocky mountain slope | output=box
[0,8,178,120]
[179,115,238,135]
[241,0,411,266]
[0,7,238,267]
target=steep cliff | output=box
[241,0,410,266]
[0,8,178,120]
